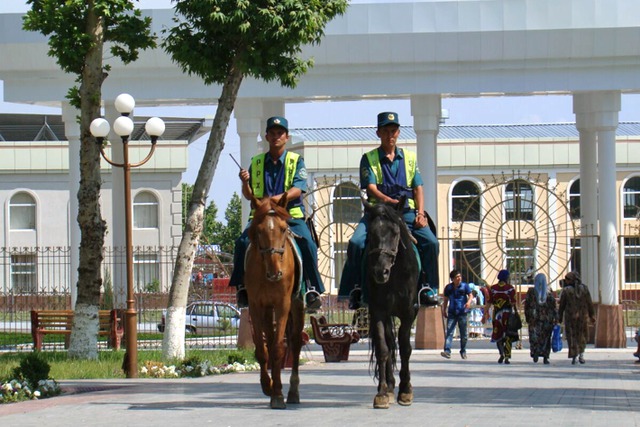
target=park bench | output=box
[30,309,124,351]
[310,315,360,362]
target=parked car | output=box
[157,301,241,334]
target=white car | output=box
[157,301,241,334]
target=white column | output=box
[61,102,81,308]
[410,94,441,226]
[576,126,598,299]
[598,128,618,305]
[234,99,264,225]
[573,91,621,303]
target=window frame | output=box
[133,191,159,229]
[9,192,37,231]
[504,180,534,221]
[622,176,640,219]
[451,180,481,222]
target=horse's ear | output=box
[250,195,259,210]
[278,193,288,209]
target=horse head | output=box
[364,195,408,285]
[248,194,292,282]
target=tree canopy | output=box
[164,0,348,87]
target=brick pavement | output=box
[1,342,639,427]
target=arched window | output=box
[623,176,640,219]
[9,192,36,230]
[333,182,362,224]
[505,180,533,221]
[133,191,158,229]
[451,180,480,222]
[569,179,580,220]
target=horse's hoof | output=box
[387,391,395,404]
[271,396,286,409]
[373,394,390,409]
[397,392,414,406]
[287,391,300,404]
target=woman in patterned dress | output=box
[524,273,558,364]
[558,271,595,365]
[482,269,517,364]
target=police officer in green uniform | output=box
[229,116,323,311]
[339,112,440,309]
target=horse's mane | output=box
[251,197,292,223]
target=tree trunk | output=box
[162,68,244,360]
[68,8,107,360]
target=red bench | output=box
[31,309,123,351]
[310,315,360,362]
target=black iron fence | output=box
[0,246,358,351]
[1,236,639,351]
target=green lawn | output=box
[0,348,256,381]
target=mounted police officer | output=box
[229,116,323,311]
[339,112,440,309]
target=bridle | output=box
[368,218,407,267]
[368,246,398,265]
[257,210,288,261]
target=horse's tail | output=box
[369,317,398,380]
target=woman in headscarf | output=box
[558,271,596,365]
[482,269,517,364]
[524,273,558,364]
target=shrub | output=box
[13,352,51,388]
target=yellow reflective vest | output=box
[251,151,304,218]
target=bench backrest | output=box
[31,310,120,332]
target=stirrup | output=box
[417,285,440,308]
[304,288,322,312]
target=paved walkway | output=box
[1,341,639,427]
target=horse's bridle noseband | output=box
[368,247,398,264]
[257,210,288,260]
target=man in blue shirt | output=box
[229,116,324,311]
[338,111,440,309]
[441,269,473,359]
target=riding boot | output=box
[349,286,362,310]
[305,288,322,313]
[236,284,249,309]
[418,284,439,307]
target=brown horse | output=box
[244,194,305,409]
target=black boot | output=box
[418,285,440,307]
[236,285,248,308]
[348,287,362,310]
[305,289,322,312]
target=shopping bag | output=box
[506,310,522,342]
[552,324,563,352]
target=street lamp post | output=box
[90,94,165,378]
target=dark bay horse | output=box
[245,195,305,409]
[364,198,420,409]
